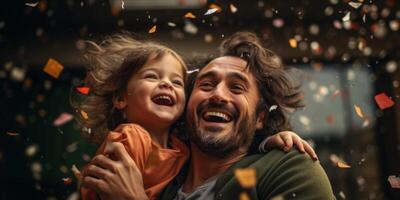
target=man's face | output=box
[186,56,264,157]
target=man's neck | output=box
[182,143,247,193]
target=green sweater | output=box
[159,149,335,200]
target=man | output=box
[82,32,334,200]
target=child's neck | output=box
[141,124,170,148]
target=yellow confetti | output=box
[43,58,64,79]
[354,104,364,118]
[230,4,238,13]
[234,168,256,188]
[148,25,157,33]
[289,38,297,48]
[209,3,222,13]
[239,192,250,200]
[184,12,196,19]
[337,161,351,169]
[80,110,88,119]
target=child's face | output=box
[120,54,186,128]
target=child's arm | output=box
[259,131,318,160]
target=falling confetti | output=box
[374,93,394,110]
[121,0,124,9]
[184,12,196,19]
[11,67,26,82]
[269,105,278,112]
[387,175,400,189]
[184,20,198,35]
[234,168,256,188]
[62,177,73,185]
[148,25,157,33]
[289,38,297,48]
[25,144,39,157]
[66,142,79,153]
[25,2,39,7]
[71,165,82,181]
[204,8,219,16]
[342,12,351,22]
[53,113,74,126]
[80,110,89,119]
[76,86,90,95]
[339,191,346,199]
[348,2,362,9]
[209,3,222,13]
[354,104,364,118]
[6,131,19,136]
[337,161,351,169]
[270,195,284,200]
[167,22,176,27]
[230,4,238,13]
[43,58,64,79]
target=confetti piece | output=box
[299,115,310,126]
[53,113,74,126]
[209,3,222,13]
[66,192,79,200]
[269,105,278,112]
[362,14,366,23]
[66,142,78,153]
[80,110,89,119]
[43,58,64,79]
[326,115,334,124]
[337,161,351,169]
[289,38,297,48]
[270,195,284,200]
[339,191,346,199]
[184,20,198,35]
[204,8,218,15]
[374,93,395,110]
[26,144,39,157]
[62,177,73,185]
[342,12,351,22]
[239,192,250,200]
[76,86,90,95]
[11,67,26,82]
[184,12,196,19]
[230,4,238,13]
[348,2,362,9]
[388,175,400,189]
[121,0,124,9]
[234,168,256,188]
[25,2,39,7]
[167,22,176,27]
[6,131,19,136]
[354,104,364,118]
[148,25,157,33]
[71,165,82,181]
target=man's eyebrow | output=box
[227,72,250,85]
[196,71,217,81]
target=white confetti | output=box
[25,144,39,157]
[184,20,198,35]
[299,115,310,126]
[339,191,346,199]
[66,142,79,153]
[348,2,362,9]
[25,2,39,7]
[187,68,199,74]
[342,12,351,22]
[204,8,218,15]
[230,4,238,13]
[167,22,176,27]
[11,67,26,82]
[388,175,400,189]
[121,0,124,9]
[269,105,278,112]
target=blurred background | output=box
[1,0,400,199]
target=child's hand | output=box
[260,131,318,160]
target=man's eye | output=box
[231,84,245,93]
[199,82,214,90]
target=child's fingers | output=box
[264,135,286,150]
[292,135,306,153]
[303,141,318,160]
[280,132,293,152]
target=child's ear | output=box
[256,110,266,130]
[113,95,127,109]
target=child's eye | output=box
[144,74,158,79]
[172,80,184,87]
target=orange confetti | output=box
[374,93,395,110]
[6,131,19,136]
[239,192,250,200]
[337,161,351,169]
[230,4,238,13]
[43,58,64,79]
[326,115,334,124]
[354,104,364,118]
[234,168,256,188]
[148,25,157,33]
[209,3,222,13]
[76,86,90,95]
[289,38,297,48]
[62,177,73,185]
[80,110,89,119]
[184,12,196,19]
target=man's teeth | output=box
[204,112,231,121]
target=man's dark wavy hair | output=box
[186,31,304,153]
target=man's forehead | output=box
[201,56,248,72]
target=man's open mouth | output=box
[202,111,232,123]
[152,94,174,106]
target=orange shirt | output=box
[81,124,189,200]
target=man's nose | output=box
[209,85,229,104]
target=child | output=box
[75,32,316,200]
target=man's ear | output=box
[113,95,127,109]
[256,110,266,130]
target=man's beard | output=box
[187,113,258,158]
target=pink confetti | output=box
[53,113,74,126]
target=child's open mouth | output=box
[152,94,175,106]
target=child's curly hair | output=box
[73,32,187,144]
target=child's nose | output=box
[159,80,173,89]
